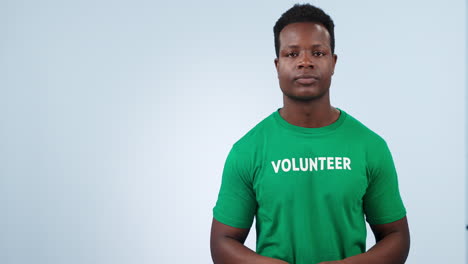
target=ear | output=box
[331,54,338,75]
[274,58,279,75]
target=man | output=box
[210,4,410,264]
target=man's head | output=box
[274,4,335,58]
[273,4,337,102]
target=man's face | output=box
[274,22,337,101]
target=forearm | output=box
[343,231,410,264]
[211,236,289,264]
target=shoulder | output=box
[342,109,388,147]
[341,110,396,170]
[223,112,275,177]
[230,111,275,151]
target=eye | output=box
[286,52,298,57]
[313,51,325,57]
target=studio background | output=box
[1,0,466,263]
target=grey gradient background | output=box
[1,0,467,263]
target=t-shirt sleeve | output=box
[363,138,406,225]
[212,143,258,229]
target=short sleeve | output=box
[212,143,258,229]
[363,139,406,225]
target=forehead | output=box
[279,22,331,48]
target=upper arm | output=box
[210,217,251,244]
[212,143,258,229]
[370,216,410,242]
[363,138,406,225]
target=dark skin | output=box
[274,22,339,129]
[210,218,289,264]
[210,22,410,264]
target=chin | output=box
[285,93,325,101]
[286,95,323,101]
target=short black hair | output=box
[273,3,335,57]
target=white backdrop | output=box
[1,0,466,263]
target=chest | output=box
[253,141,368,208]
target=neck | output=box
[279,94,339,128]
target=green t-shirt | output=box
[212,108,406,264]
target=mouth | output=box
[294,75,319,85]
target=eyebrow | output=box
[285,44,324,49]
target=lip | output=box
[294,74,319,80]
[294,74,319,85]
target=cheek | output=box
[322,61,335,74]
[277,65,290,79]
[278,72,290,85]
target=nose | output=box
[297,52,314,69]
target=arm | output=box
[319,216,410,264]
[335,138,410,264]
[210,218,289,264]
